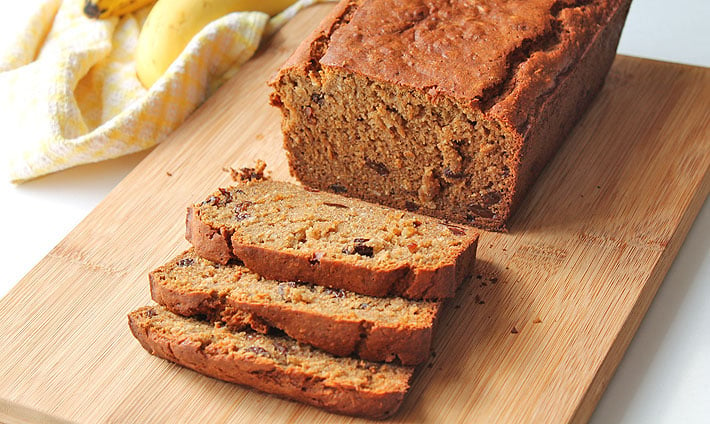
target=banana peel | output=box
[136,0,297,88]
[83,0,156,19]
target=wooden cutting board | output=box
[1,4,708,423]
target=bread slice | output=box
[128,305,413,418]
[186,179,478,299]
[151,249,441,365]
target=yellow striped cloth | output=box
[0,0,330,183]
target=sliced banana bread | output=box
[128,305,413,419]
[151,249,441,365]
[186,179,478,299]
[268,0,632,230]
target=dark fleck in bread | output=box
[151,249,442,365]
[128,305,413,419]
[186,179,478,299]
[268,0,632,230]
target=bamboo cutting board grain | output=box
[1,4,709,423]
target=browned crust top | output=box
[273,0,627,133]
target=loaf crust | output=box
[269,0,633,230]
[129,306,412,419]
[186,180,479,299]
[150,249,441,365]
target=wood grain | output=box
[1,3,709,423]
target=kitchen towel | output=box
[0,0,329,183]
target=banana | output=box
[136,0,296,88]
[83,0,156,19]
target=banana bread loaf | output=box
[151,249,441,364]
[186,179,478,299]
[269,0,632,230]
[129,306,412,418]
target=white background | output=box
[1,0,708,422]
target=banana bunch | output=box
[136,0,296,88]
[83,0,156,19]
